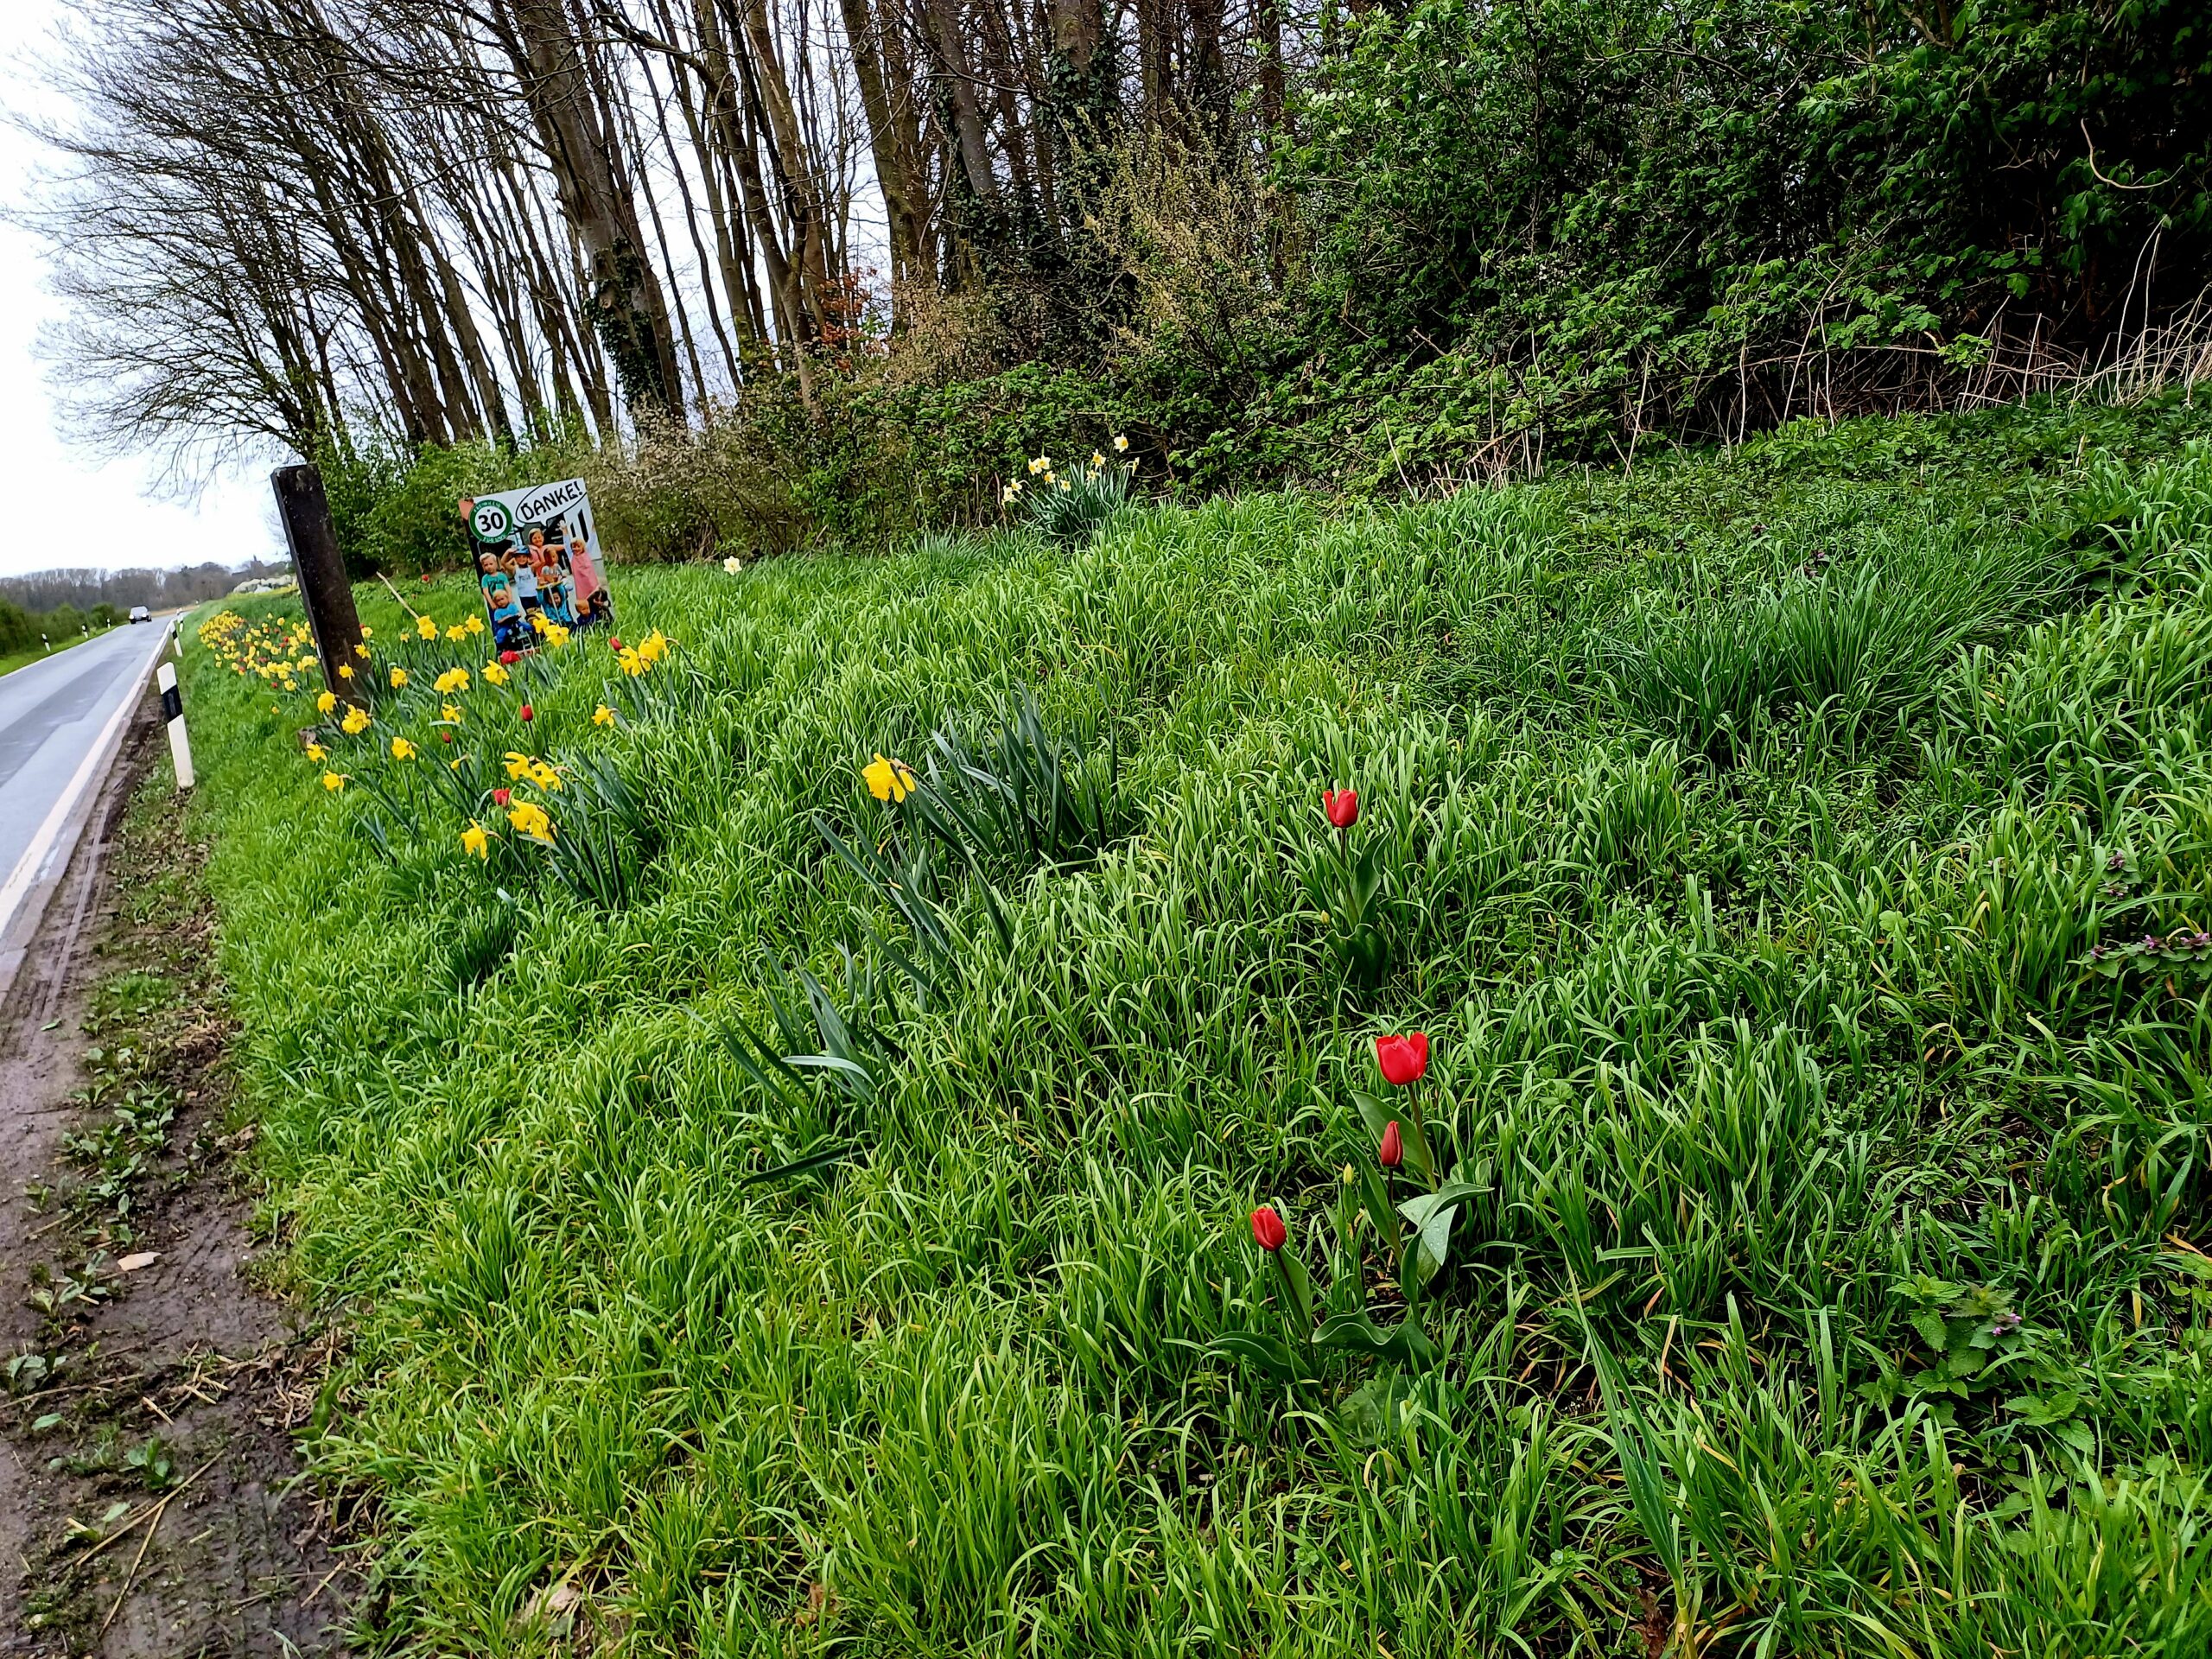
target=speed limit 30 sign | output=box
[470,499,513,542]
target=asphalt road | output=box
[0,622,175,950]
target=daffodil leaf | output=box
[741,1140,851,1187]
[784,1052,873,1082]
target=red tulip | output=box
[441,730,453,744]
[419,573,432,583]
[493,787,511,806]
[1323,787,1359,829]
[1379,1121,1402,1169]
[519,703,534,721]
[499,649,520,666]
[609,636,625,652]
[1249,1206,1287,1252]
[1375,1033,1428,1086]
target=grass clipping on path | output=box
[188,403,2212,1655]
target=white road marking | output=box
[0,621,173,947]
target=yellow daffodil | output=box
[617,647,646,677]
[360,626,373,640]
[1028,454,1051,474]
[483,661,509,687]
[390,666,409,690]
[723,554,745,574]
[504,751,533,781]
[305,742,327,761]
[281,678,296,692]
[435,668,469,695]
[448,757,463,772]
[337,663,353,680]
[507,800,554,842]
[416,613,439,639]
[353,641,370,658]
[529,610,547,634]
[445,624,467,643]
[442,702,461,722]
[1090,450,1106,468]
[863,753,917,804]
[543,623,569,647]
[317,690,337,715]
[1002,485,1019,505]
[391,736,416,761]
[321,771,347,791]
[461,821,489,860]
[1113,433,1128,452]
[465,614,484,635]
[639,629,669,664]
[340,705,371,735]
[1058,478,1071,491]
[593,704,615,728]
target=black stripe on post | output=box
[160,683,182,722]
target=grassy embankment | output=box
[0,621,121,681]
[188,401,2212,1655]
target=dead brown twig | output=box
[63,1453,219,1571]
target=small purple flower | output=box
[2145,935,2164,950]
[2108,853,2127,872]
[1990,1310,2022,1337]
[2090,945,2107,960]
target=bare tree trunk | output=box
[498,0,685,415]
[837,0,927,299]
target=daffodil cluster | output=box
[1003,435,1139,547]
[281,592,676,885]
[199,609,318,691]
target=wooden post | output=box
[270,464,365,706]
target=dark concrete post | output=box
[270,465,365,707]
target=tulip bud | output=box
[499,650,520,666]
[1375,1033,1429,1086]
[1249,1206,1287,1252]
[493,787,511,806]
[1323,787,1359,829]
[609,636,625,652]
[519,703,534,721]
[1379,1121,1402,1169]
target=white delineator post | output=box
[157,661,194,791]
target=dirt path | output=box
[0,690,353,1655]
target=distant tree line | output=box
[22,0,2209,556]
[0,560,289,614]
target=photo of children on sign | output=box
[457,479,614,652]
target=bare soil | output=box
[0,690,354,1655]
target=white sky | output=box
[0,0,279,582]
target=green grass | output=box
[186,397,2212,1655]
[0,625,121,680]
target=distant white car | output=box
[128,606,151,623]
